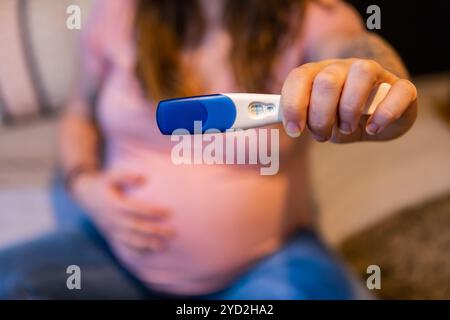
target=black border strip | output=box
[0,300,448,317]
[17,0,52,117]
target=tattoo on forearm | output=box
[337,33,409,78]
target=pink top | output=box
[81,0,362,295]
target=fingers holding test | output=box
[365,78,417,135]
[280,63,318,138]
[338,59,385,134]
[308,62,348,141]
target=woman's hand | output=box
[72,170,174,252]
[280,58,418,142]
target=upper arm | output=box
[66,0,109,118]
[302,0,366,60]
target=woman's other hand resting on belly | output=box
[71,169,175,252]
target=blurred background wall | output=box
[347,0,450,75]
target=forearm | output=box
[59,111,101,175]
[311,32,409,79]
[338,33,409,79]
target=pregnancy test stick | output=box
[156,83,391,135]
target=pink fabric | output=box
[81,0,361,295]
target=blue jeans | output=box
[0,176,365,299]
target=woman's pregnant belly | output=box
[106,147,290,295]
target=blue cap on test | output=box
[156,94,237,135]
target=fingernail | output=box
[366,123,379,135]
[339,122,352,135]
[285,121,301,138]
[311,133,326,142]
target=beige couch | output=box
[0,0,92,247]
[0,0,449,250]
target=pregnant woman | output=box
[0,0,417,299]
